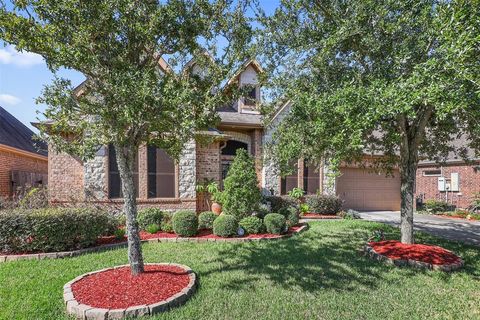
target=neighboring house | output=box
[40,58,480,212]
[0,106,48,198]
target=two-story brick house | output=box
[41,58,479,212]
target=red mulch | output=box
[71,265,190,309]
[369,240,461,265]
[301,213,339,219]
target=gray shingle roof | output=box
[0,106,47,156]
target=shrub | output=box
[264,213,286,235]
[213,214,238,237]
[239,216,264,234]
[337,209,361,220]
[305,195,343,214]
[114,228,126,240]
[264,195,296,213]
[424,199,450,213]
[137,208,164,230]
[160,212,174,233]
[279,206,299,227]
[172,211,198,237]
[198,211,217,230]
[18,187,49,209]
[222,149,262,219]
[0,207,118,253]
[145,223,160,234]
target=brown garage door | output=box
[336,167,401,211]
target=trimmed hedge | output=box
[279,206,299,227]
[213,214,238,237]
[137,208,163,230]
[264,213,286,235]
[198,211,217,230]
[305,195,343,214]
[239,216,264,234]
[160,212,174,233]
[424,199,451,213]
[264,195,296,213]
[172,211,198,237]
[0,208,117,253]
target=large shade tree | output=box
[258,0,480,243]
[0,0,252,274]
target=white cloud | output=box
[0,45,44,67]
[0,94,21,106]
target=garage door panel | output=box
[337,168,400,211]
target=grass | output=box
[1,220,479,320]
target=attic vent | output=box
[423,169,441,177]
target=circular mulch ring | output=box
[64,263,197,319]
[364,240,463,272]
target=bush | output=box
[160,212,174,233]
[264,195,297,213]
[264,213,287,235]
[213,214,238,237]
[198,211,217,230]
[305,195,343,214]
[222,149,262,219]
[145,223,160,234]
[172,211,198,237]
[424,199,450,213]
[114,228,126,240]
[137,208,163,230]
[18,187,49,209]
[279,206,299,227]
[337,209,361,220]
[0,207,118,253]
[239,216,264,234]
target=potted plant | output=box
[196,179,223,214]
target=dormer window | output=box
[245,86,257,106]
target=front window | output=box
[244,85,257,106]
[303,160,320,194]
[108,145,139,198]
[147,146,176,198]
[281,162,298,195]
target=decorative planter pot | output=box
[211,202,222,215]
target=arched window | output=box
[147,146,176,198]
[221,140,248,156]
[108,145,139,198]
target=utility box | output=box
[438,177,446,191]
[450,172,459,191]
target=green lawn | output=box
[1,221,479,320]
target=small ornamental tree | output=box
[258,0,480,244]
[0,0,252,275]
[222,148,262,219]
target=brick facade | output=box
[416,162,480,209]
[0,147,48,198]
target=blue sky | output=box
[0,0,279,132]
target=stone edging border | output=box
[0,224,309,263]
[300,215,341,220]
[64,263,197,319]
[363,243,464,272]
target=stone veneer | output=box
[83,146,107,200]
[178,140,196,199]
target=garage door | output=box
[336,168,401,211]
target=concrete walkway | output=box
[358,211,480,247]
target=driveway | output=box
[359,211,480,247]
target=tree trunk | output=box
[114,144,145,275]
[399,158,417,244]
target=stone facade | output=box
[0,147,48,198]
[178,140,196,199]
[416,162,480,209]
[83,147,107,200]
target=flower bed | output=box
[364,240,463,271]
[64,263,196,319]
[0,224,308,262]
[301,213,340,219]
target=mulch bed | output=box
[71,265,190,309]
[301,213,340,219]
[366,240,463,270]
